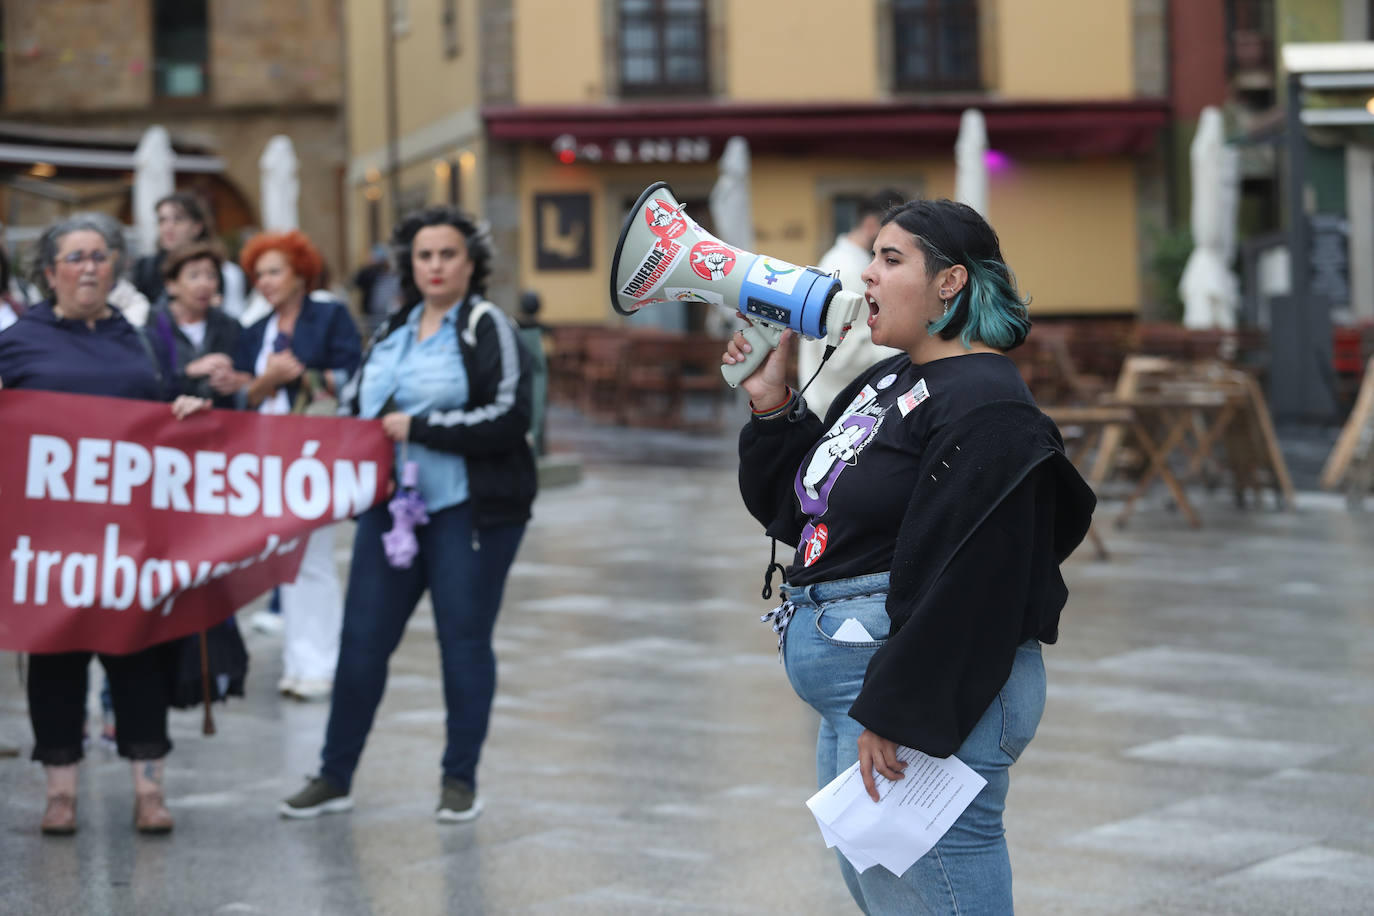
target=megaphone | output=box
[610,181,863,388]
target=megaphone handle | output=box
[720,321,785,388]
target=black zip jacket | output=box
[341,296,536,529]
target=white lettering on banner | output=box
[25,435,72,500]
[8,526,301,615]
[111,441,152,505]
[226,454,260,517]
[73,438,112,503]
[152,446,192,511]
[194,451,227,515]
[21,435,378,522]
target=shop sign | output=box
[553,134,712,164]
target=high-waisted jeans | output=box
[779,572,1045,916]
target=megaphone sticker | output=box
[619,237,686,300]
[689,241,737,281]
[644,198,689,241]
[665,286,725,306]
[747,257,804,295]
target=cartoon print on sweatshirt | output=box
[794,397,887,518]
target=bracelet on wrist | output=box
[750,388,794,418]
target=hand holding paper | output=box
[806,746,987,876]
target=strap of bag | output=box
[461,299,499,347]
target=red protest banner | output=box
[0,390,392,654]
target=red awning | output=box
[482,98,1170,158]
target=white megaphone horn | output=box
[610,181,863,388]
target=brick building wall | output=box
[2,1,153,113]
[0,0,346,275]
[211,0,342,106]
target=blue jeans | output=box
[320,502,524,792]
[780,572,1045,916]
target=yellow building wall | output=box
[512,0,604,104]
[345,0,387,158]
[724,0,879,100]
[394,0,480,132]
[991,161,1140,312]
[346,0,479,159]
[996,0,1133,98]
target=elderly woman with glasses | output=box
[0,213,211,836]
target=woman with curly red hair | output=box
[232,229,361,701]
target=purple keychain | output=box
[382,456,429,568]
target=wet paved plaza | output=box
[2,404,1373,914]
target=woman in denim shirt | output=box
[280,206,535,824]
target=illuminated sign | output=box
[552,134,712,164]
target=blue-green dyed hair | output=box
[883,199,1031,351]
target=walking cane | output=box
[198,629,217,735]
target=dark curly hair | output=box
[390,205,493,306]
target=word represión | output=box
[24,435,378,521]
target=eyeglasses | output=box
[59,250,111,266]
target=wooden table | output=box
[1101,390,1238,528]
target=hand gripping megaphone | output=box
[609,181,864,388]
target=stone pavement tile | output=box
[1006,749,1242,842]
[1011,846,1188,916]
[1123,734,1341,770]
[1059,811,1318,870]
[1151,845,1374,916]
[1157,767,1374,851]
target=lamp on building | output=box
[553,134,577,165]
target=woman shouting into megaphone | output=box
[726,198,1096,915]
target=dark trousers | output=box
[29,642,176,764]
[321,502,524,792]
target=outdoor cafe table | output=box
[1046,384,1240,530]
[1104,387,1239,528]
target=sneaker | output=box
[436,778,483,823]
[251,610,284,635]
[279,776,352,819]
[287,679,332,701]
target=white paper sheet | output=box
[805,746,987,876]
[830,617,874,642]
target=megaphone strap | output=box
[760,537,787,601]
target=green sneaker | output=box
[279,776,353,819]
[436,777,483,823]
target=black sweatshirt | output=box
[739,352,1096,755]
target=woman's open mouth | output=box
[866,293,879,327]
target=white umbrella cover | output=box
[1180,107,1240,329]
[133,126,175,256]
[709,136,754,250]
[954,109,988,218]
[260,136,300,231]
[705,136,754,336]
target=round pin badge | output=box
[876,373,897,390]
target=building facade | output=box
[345,0,1173,325]
[0,0,345,273]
